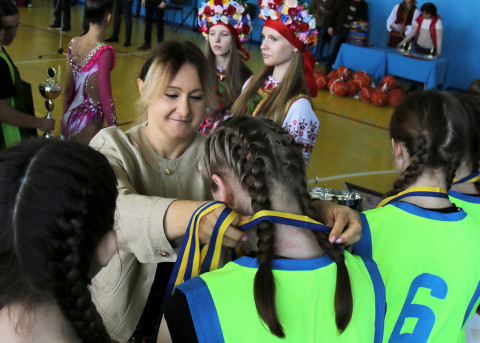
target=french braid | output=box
[385,90,468,198]
[204,115,354,335]
[0,139,117,342]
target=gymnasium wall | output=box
[156,0,479,90]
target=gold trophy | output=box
[39,67,62,139]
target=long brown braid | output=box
[384,90,469,198]
[203,116,353,336]
[0,139,117,342]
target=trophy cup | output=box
[39,67,62,139]
[428,47,435,59]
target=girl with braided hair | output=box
[0,139,118,342]
[354,90,480,342]
[163,115,385,342]
[197,0,253,135]
[230,0,319,164]
[449,92,480,223]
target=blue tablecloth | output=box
[333,44,389,82]
[333,43,449,89]
[385,50,449,90]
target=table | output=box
[333,43,449,89]
[385,50,449,90]
[333,44,389,82]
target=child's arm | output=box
[97,47,118,127]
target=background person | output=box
[386,0,420,48]
[397,2,442,57]
[231,0,320,163]
[0,0,55,150]
[61,0,119,144]
[324,0,368,73]
[197,0,252,135]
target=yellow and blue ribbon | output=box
[376,186,449,208]
[161,201,332,316]
[452,171,480,185]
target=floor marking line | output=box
[314,106,389,131]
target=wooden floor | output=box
[10,0,396,193]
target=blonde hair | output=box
[137,41,217,121]
[231,52,309,124]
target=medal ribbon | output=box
[452,171,480,185]
[376,186,449,208]
[161,201,331,314]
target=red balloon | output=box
[381,75,397,90]
[360,86,373,102]
[330,79,348,97]
[353,73,371,88]
[371,89,388,106]
[387,87,405,107]
[328,70,338,80]
[337,66,352,80]
[315,70,328,90]
[347,80,359,97]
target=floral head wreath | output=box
[198,0,252,60]
[258,0,319,97]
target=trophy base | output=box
[43,132,55,139]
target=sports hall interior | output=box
[9,0,478,196]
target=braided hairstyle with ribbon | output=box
[385,90,469,197]
[0,139,118,342]
[203,115,353,337]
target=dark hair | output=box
[0,8,4,31]
[385,90,469,197]
[454,93,480,192]
[467,79,480,97]
[0,0,18,17]
[421,3,437,17]
[85,0,114,24]
[203,116,353,337]
[137,40,217,120]
[0,139,118,342]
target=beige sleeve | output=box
[91,130,178,264]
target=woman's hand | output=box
[198,205,247,248]
[327,27,334,36]
[159,0,167,8]
[313,200,361,245]
[39,117,55,132]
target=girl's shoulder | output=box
[69,39,115,72]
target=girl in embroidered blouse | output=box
[61,0,118,144]
[197,0,252,135]
[231,0,319,164]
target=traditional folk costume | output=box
[61,38,118,140]
[386,2,420,48]
[197,0,252,135]
[238,0,320,163]
[354,188,480,342]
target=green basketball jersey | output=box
[176,252,385,342]
[449,190,480,223]
[355,201,480,343]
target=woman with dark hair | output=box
[0,139,118,342]
[386,0,420,47]
[61,0,118,143]
[0,0,55,150]
[163,115,385,342]
[197,0,252,135]
[397,2,443,56]
[354,90,480,341]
